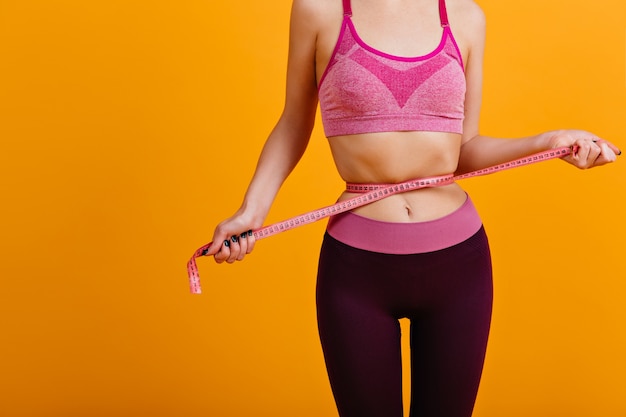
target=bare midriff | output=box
[328,130,467,223]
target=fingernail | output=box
[224,240,230,248]
[618,149,622,156]
[248,230,253,237]
[240,232,247,238]
[231,235,239,243]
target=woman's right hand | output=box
[203,208,263,264]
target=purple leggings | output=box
[316,227,493,417]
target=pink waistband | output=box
[326,194,482,254]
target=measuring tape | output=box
[187,146,573,294]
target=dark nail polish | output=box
[248,230,253,237]
[240,232,247,238]
[224,240,230,247]
[618,150,622,156]
[231,235,239,243]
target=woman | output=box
[203,0,620,416]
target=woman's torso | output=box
[315,0,470,222]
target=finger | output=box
[594,139,621,156]
[570,143,589,168]
[213,239,231,264]
[246,230,256,253]
[236,231,249,261]
[573,140,601,168]
[585,140,617,168]
[205,223,230,257]
[588,141,603,165]
[204,237,224,256]
[226,235,240,263]
[598,143,617,164]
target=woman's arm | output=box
[454,1,620,176]
[206,0,320,263]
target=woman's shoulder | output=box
[290,0,343,37]
[446,0,486,50]
[292,0,342,21]
[447,0,486,29]
[291,0,343,26]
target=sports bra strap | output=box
[343,0,352,17]
[439,0,449,27]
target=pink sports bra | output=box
[318,0,466,137]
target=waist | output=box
[338,178,467,223]
[327,193,483,254]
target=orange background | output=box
[0,1,624,416]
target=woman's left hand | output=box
[548,130,621,169]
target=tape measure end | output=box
[189,282,202,294]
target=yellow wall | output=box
[0,1,624,416]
